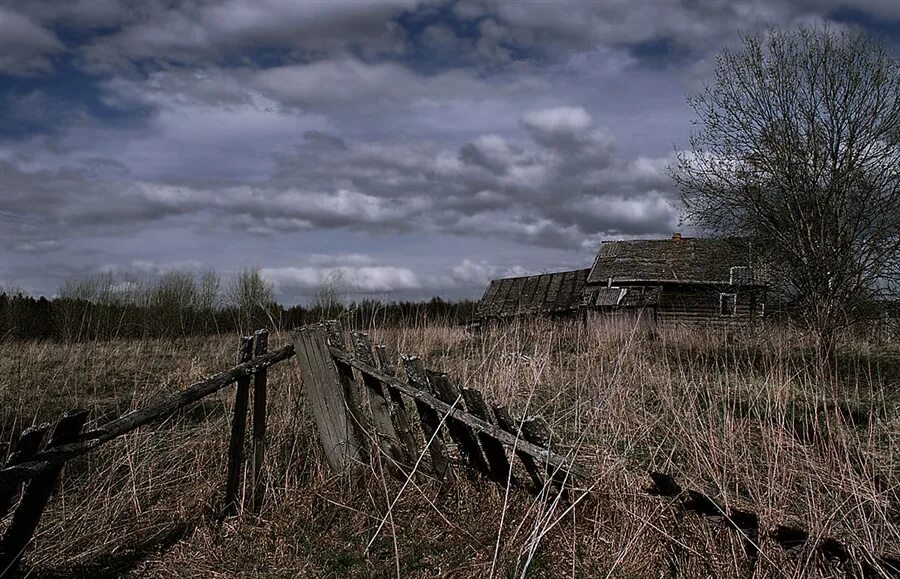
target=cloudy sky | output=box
[1,1,898,304]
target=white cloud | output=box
[261,265,421,293]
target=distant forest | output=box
[0,269,478,342]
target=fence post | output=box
[291,325,362,473]
[224,334,254,516]
[0,410,88,575]
[0,424,49,519]
[250,329,268,513]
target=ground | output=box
[1,319,899,577]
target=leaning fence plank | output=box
[224,335,254,516]
[493,406,544,491]
[521,417,569,495]
[0,424,49,519]
[402,357,451,480]
[291,326,361,472]
[461,388,512,485]
[353,333,406,466]
[251,329,268,513]
[427,372,491,476]
[325,322,372,448]
[0,410,88,575]
[375,346,420,465]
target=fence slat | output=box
[521,417,569,496]
[224,335,254,516]
[0,424,49,519]
[493,406,544,491]
[0,409,88,575]
[375,345,420,465]
[427,372,491,477]
[352,333,407,467]
[251,329,268,513]
[402,357,451,480]
[291,326,362,472]
[461,388,512,485]
[325,322,372,449]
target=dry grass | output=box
[1,319,898,577]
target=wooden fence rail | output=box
[5,320,894,576]
[0,330,292,576]
[291,322,582,493]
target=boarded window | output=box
[720,293,737,316]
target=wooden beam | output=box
[461,388,512,485]
[0,344,295,486]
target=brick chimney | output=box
[672,232,682,242]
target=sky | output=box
[1,1,898,305]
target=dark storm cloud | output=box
[1,0,897,300]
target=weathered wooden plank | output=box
[339,349,580,478]
[352,333,406,467]
[0,424,49,519]
[493,406,544,491]
[291,326,361,473]
[224,335,254,516]
[326,322,372,449]
[250,329,268,513]
[0,343,294,487]
[461,388,512,485]
[0,410,88,575]
[521,417,570,496]
[375,346,420,465]
[401,357,451,480]
[427,372,491,476]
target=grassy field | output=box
[1,319,898,577]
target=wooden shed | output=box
[476,269,590,321]
[584,233,767,325]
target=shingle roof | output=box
[587,236,762,285]
[477,269,590,319]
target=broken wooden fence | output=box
[291,321,582,492]
[0,329,292,576]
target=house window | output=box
[720,293,737,316]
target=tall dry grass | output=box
[1,318,898,577]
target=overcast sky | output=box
[1,1,898,304]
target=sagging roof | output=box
[587,235,763,285]
[477,269,590,319]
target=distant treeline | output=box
[0,269,478,342]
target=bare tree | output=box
[671,27,900,358]
[226,268,277,332]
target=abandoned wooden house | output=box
[477,233,767,325]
